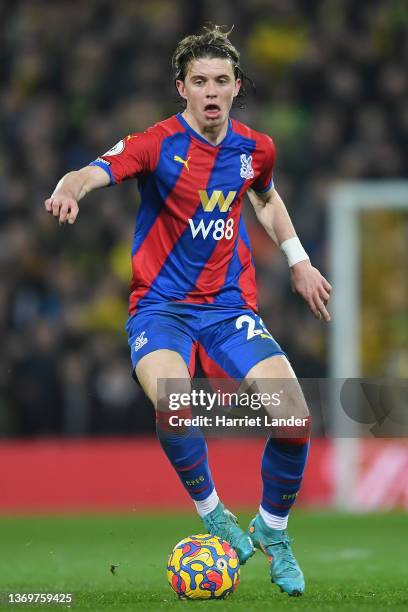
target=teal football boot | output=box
[248,514,305,596]
[202,502,255,564]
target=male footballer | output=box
[45,25,331,596]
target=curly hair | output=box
[171,24,253,106]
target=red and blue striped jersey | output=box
[90,113,275,315]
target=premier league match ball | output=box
[166,534,240,600]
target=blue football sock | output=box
[261,436,310,518]
[156,410,215,501]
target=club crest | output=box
[240,154,254,179]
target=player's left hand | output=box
[290,260,332,321]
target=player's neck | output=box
[181,110,229,146]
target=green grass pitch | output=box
[1,511,407,611]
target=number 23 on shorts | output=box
[235,314,273,341]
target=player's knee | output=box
[278,378,310,420]
[156,378,193,434]
[156,405,193,435]
[156,378,191,410]
[291,394,310,420]
[270,414,312,445]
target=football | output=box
[166,533,240,600]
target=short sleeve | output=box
[251,135,276,193]
[89,130,161,185]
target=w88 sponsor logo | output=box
[188,218,234,241]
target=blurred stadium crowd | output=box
[1,0,407,436]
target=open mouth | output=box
[204,104,221,118]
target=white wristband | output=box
[280,237,309,267]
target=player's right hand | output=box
[44,195,79,225]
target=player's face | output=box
[176,57,241,132]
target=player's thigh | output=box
[245,353,296,379]
[126,304,196,407]
[136,349,191,408]
[244,355,309,419]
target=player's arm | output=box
[248,186,332,321]
[44,165,110,225]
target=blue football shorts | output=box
[126,302,286,381]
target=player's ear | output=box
[176,79,187,100]
[233,78,241,98]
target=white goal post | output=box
[328,181,408,508]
